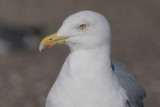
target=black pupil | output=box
[81,24,85,28]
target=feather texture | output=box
[113,61,146,107]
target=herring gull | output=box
[39,10,146,107]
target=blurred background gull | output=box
[0,21,40,55]
[0,0,159,107]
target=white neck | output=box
[67,44,114,81]
[46,43,127,107]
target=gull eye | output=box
[79,24,86,30]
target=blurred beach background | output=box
[0,0,159,107]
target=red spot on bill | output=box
[45,45,51,48]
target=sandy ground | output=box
[0,0,160,107]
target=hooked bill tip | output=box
[39,44,51,52]
[39,45,44,52]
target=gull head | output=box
[39,10,111,51]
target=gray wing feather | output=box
[112,61,146,107]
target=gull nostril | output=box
[49,38,53,40]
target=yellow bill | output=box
[39,32,70,51]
